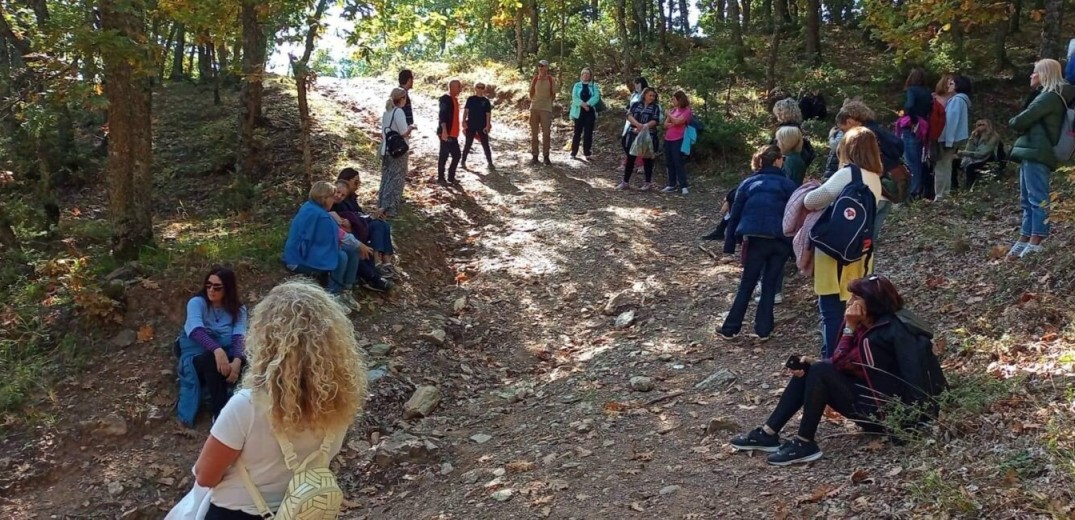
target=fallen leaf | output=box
[1041,332,1058,342]
[506,460,535,473]
[140,279,160,290]
[798,484,837,504]
[885,466,903,477]
[137,324,155,343]
[849,468,873,485]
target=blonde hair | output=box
[242,280,367,435]
[970,119,996,141]
[775,126,803,153]
[386,87,407,110]
[838,126,883,174]
[772,98,802,125]
[1034,59,1065,94]
[836,101,875,126]
[308,181,335,204]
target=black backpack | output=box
[809,164,876,266]
[383,108,409,158]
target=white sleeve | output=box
[210,391,254,450]
[804,168,851,210]
[393,110,407,134]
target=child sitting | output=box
[719,145,798,340]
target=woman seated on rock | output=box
[176,267,247,427]
[282,181,362,307]
[729,275,945,466]
[184,280,367,518]
[333,168,397,278]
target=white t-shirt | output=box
[380,107,409,156]
[209,389,346,515]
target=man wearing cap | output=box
[461,82,495,170]
[437,79,463,184]
[529,60,557,165]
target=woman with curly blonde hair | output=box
[187,280,367,519]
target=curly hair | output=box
[836,100,876,126]
[772,98,802,125]
[241,280,367,435]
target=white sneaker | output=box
[754,292,784,304]
[615,181,629,190]
[681,187,689,195]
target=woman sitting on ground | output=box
[729,274,944,466]
[334,168,396,277]
[176,267,247,427]
[282,181,361,308]
[957,119,1001,190]
[188,280,367,518]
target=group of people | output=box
[714,58,1073,465]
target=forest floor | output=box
[1,76,1073,519]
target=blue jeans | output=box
[818,294,846,359]
[873,200,892,244]
[902,130,923,198]
[290,250,350,294]
[721,237,791,337]
[664,139,688,188]
[368,219,395,255]
[1019,160,1051,238]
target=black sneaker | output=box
[729,428,781,453]
[530,157,540,165]
[767,438,823,466]
[543,156,552,166]
[362,277,392,293]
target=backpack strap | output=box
[237,462,275,518]
[848,163,863,184]
[273,429,335,472]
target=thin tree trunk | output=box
[715,0,726,22]
[728,0,744,63]
[515,6,525,67]
[765,22,782,93]
[238,0,266,180]
[763,0,773,32]
[615,0,630,74]
[171,23,185,80]
[1039,0,1063,59]
[993,20,1011,72]
[804,0,822,65]
[776,0,791,29]
[293,0,330,185]
[99,0,154,261]
[197,39,212,83]
[657,0,667,48]
[1010,0,1021,33]
[741,0,751,28]
[528,0,539,55]
[678,0,689,33]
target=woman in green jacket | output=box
[775,125,807,186]
[1007,59,1075,258]
[570,67,602,160]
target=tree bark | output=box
[715,0,726,22]
[238,0,266,180]
[728,0,744,63]
[170,24,185,80]
[292,0,330,186]
[804,0,822,65]
[1010,0,1021,33]
[776,0,791,29]
[765,20,782,93]
[678,0,689,33]
[197,39,213,83]
[515,6,525,67]
[741,0,751,28]
[615,0,630,74]
[528,0,539,55]
[1040,0,1063,59]
[99,0,154,261]
[993,20,1011,72]
[762,0,773,32]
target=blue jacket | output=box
[724,167,797,252]
[903,86,932,121]
[681,125,698,155]
[939,93,971,148]
[864,120,904,172]
[283,201,340,271]
[1066,58,1075,84]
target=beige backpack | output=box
[238,431,343,519]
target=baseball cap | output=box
[538,60,549,67]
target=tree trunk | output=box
[657,0,667,47]
[170,23,185,80]
[762,0,773,32]
[1010,0,1021,33]
[765,21,782,93]
[715,0,726,22]
[741,0,751,28]
[528,0,539,55]
[238,0,266,180]
[632,0,645,42]
[678,0,689,33]
[292,0,330,186]
[615,0,631,74]
[515,6,525,67]
[993,20,1011,72]
[776,0,791,29]
[197,39,213,83]
[99,0,153,261]
[804,0,822,65]
[1040,0,1063,59]
[728,0,744,63]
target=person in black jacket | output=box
[437,79,463,184]
[898,68,932,200]
[398,69,416,128]
[834,101,903,241]
[729,274,945,466]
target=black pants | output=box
[206,504,261,520]
[192,352,245,419]
[571,110,595,157]
[461,128,493,166]
[720,237,791,338]
[964,162,989,189]
[765,362,873,441]
[437,137,461,181]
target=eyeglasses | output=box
[206,283,224,292]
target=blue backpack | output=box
[810,164,876,267]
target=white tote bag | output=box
[165,483,212,520]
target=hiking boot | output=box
[543,156,552,166]
[767,438,823,466]
[615,181,630,190]
[436,177,447,185]
[362,277,392,293]
[661,185,678,193]
[530,156,540,165]
[729,427,781,453]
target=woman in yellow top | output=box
[803,126,883,358]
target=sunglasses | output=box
[206,283,224,291]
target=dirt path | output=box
[319,78,909,519]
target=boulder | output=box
[403,386,442,419]
[373,432,440,468]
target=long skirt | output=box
[378,152,408,217]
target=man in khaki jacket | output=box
[529,60,557,165]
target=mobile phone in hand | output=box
[785,355,809,371]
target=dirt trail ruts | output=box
[321,78,907,519]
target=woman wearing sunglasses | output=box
[176,266,248,427]
[728,275,945,466]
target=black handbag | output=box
[384,108,409,158]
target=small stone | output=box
[603,291,631,316]
[694,369,736,389]
[372,432,440,468]
[549,479,569,491]
[461,469,481,484]
[453,297,467,314]
[421,329,447,346]
[657,353,674,362]
[629,376,654,392]
[367,344,393,357]
[98,413,128,436]
[614,310,636,329]
[107,481,124,497]
[146,406,165,421]
[490,489,514,502]
[403,386,442,419]
[440,462,454,475]
[659,485,681,496]
[111,330,138,349]
[470,433,492,444]
[705,417,740,436]
[492,468,506,477]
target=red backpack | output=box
[927,97,946,143]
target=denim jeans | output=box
[1019,160,1051,238]
[817,294,846,359]
[368,219,395,255]
[765,361,872,441]
[664,139,688,188]
[290,250,349,294]
[902,131,923,198]
[873,199,892,244]
[721,237,792,337]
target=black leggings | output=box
[192,352,245,419]
[765,362,874,441]
[206,504,261,519]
